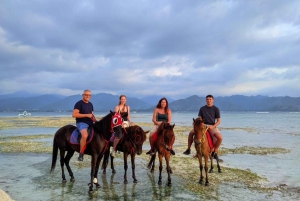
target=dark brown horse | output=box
[101,125,149,184]
[50,111,123,193]
[193,117,222,186]
[147,122,175,187]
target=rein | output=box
[195,125,209,146]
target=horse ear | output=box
[110,110,114,115]
[172,124,175,128]
[144,130,150,134]
[193,118,195,122]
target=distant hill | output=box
[0,93,151,112]
[169,95,300,112]
[0,93,299,112]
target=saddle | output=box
[70,126,94,145]
[194,131,216,152]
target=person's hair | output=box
[82,89,91,94]
[156,97,169,113]
[118,94,127,112]
[206,94,214,99]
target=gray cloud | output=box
[0,0,299,98]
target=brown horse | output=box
[50,111,123,193]
[147,122,175,187]
[193,117,222,186]
[101,125,149,184]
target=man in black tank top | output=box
[183,95,223,159]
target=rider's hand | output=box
[86,114,93,118]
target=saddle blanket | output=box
[206,131,217,151]
[70,127,94,145]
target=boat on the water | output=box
[18,111,31,117]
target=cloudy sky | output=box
[0,0,299,99]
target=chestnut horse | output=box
[102,125,149,184]
[193,117,222,186]
[50,111,123,193]
[147,122,175,187]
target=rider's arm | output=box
[167,109,172,123]
[72,109,92,118]
[127,106,132,124]
[152,109,159,125]
[213,118,221,128]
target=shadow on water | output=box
[0,153,199,201]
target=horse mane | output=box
[124,125,147,142]
[93,111,114,135]
[157,122,175,137]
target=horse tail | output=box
[50,137,58,173]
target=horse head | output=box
[126,125,149,155]
[110,111,123,136]
[158,122,175,151]
[193,117,206,144]
[93,110,123,140]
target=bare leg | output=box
[213,132,223,153]
[79,129,88,153]
[183,129,194,154]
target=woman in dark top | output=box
[111,95,133,157]
[146,97,174,155]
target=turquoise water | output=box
[0,111,299,200]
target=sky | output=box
[0,0,299,99]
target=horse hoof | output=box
[218,169,222,173]
[62,179,67,183]
[168,183,172,187]
[209,169,213,173]
[205,182,210,186]
[112,170,116,174]
[158,181,162,185]
[133,180,138,183]
[124,180,128,184]
[95,183,101,188]
[89,190,94,194]
[70,178,75,182]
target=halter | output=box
[110,112,123,132]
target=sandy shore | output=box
[0,189,14,201]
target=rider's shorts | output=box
[76,122,89,131]
[205,124,221,136]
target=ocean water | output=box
[0,111,299,200]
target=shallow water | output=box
[0,112,300,200]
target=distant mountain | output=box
[0,93,299,112]
[140,95,176,106]
[0,91,39,99]
[169,95,300,112]
[0,93,151,111]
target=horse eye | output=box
[113,117,118,124]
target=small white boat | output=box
[256,112,269,114]
[18,111,31,117]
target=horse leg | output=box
[102,148,110,174]
[59,148,67,183]
[216,157,222,173]
[204,155,209,186]
[124,153,128,184]
[130,153,137,183]
[158,154,163,185]
[151,154,156,173]
[110,152,116,173]
[165,154,172,187]
[88,154,97,194]
[198,154,204,184]
[64,150,75,182]
[93,154,103,188]
[209,155,214,173]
